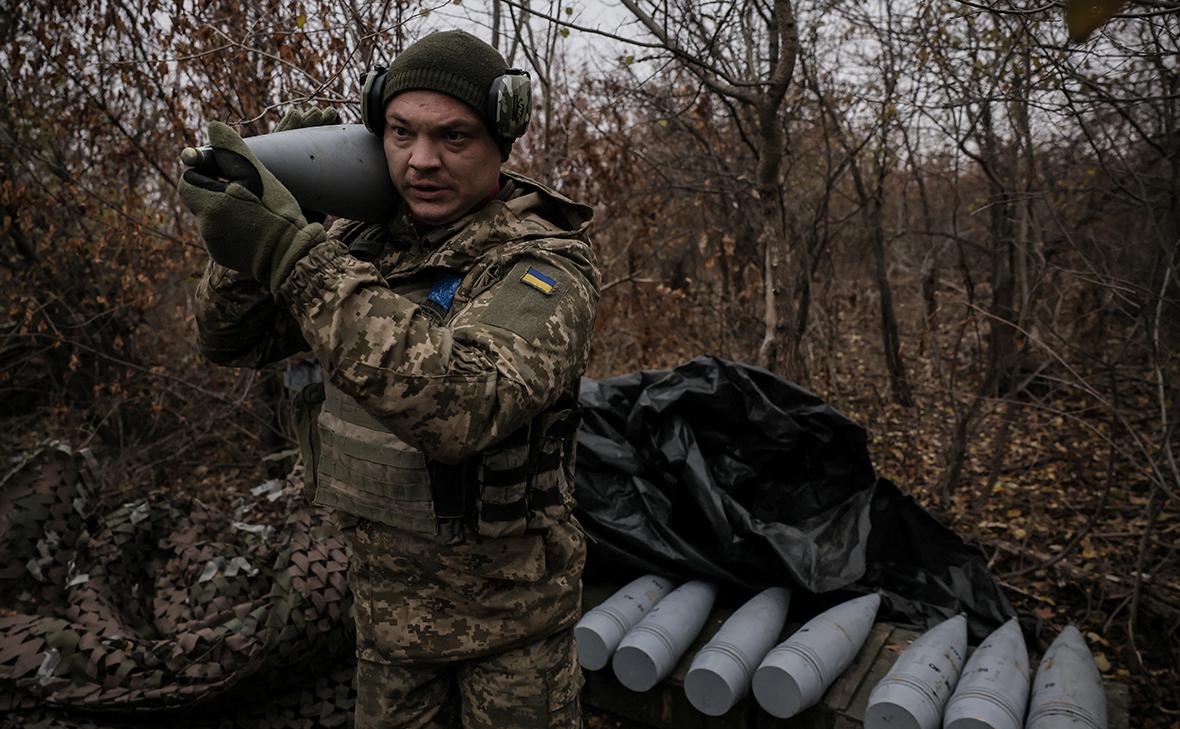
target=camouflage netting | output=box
[0,444,357,728]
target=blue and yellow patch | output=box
[520,266,557,295]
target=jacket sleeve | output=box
[276,238,599,463]
[193,260,309,367]
[193,217,372,367]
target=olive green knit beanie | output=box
[382,30,510,139]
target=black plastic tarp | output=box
[573,356,1015,642]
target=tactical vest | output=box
[295,240,581,543]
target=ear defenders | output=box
[360,65,388,136]
[359,66,532,141]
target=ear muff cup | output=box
[360,66,531,142]
[487,70,531,140]
[360,65,388,135]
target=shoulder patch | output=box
[468,259,572,343]
[520,266,557,295]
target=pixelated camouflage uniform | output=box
[194,171,598,728]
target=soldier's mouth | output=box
[409,185,449,200]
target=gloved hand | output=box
[275,106,340,132]
[273,107,341,224]
[178,121,326,295]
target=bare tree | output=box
[804,1,914,406]
[618,0,803,374]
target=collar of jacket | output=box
[376,171,594,277]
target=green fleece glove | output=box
[275,106,340,132]
[178,121,326,294]
[272,107,341,224]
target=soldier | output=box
[178,29,599,729]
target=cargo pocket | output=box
[344,525,378,662]
[454,531,548,583]
[544,632,583,726]
[350,520,413,665]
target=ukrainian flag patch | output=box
[520,266,557,295]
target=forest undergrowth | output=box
[575,262,1180,726]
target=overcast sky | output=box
[411,0,647,76]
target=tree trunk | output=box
[845,145,913,406]
[754,0,800,375]
[981,102,1018,396]
[870,196,914,406]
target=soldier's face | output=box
[383,91,502,227]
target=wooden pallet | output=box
[580,583,1130,729]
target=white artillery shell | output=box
[575,575,677,670]
[1025,625,1107,729]
[237,125,399,223]
[612,580,718,692]
[943,617,1030,729]
[753,592,882,719]
[865,614,968,729]
[685,586,792,716]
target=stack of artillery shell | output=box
[575,575,677,671]
[581,571,1110,729]
[943,617,1029,729]
[612,580,717,692]
[752,592,881,719]
[683,586,791,716]
[865,614,967,729]
[1025,625,1107,729]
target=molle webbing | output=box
[472,426,531,537]
[314,386,578,539]
[473,398,581,537]
[526,402,581,529]
[313,385,442,536]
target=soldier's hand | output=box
[177,121,325,294]
[275,106,341,133]
[273,107,340,224]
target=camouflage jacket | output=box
[194,171,599,660]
